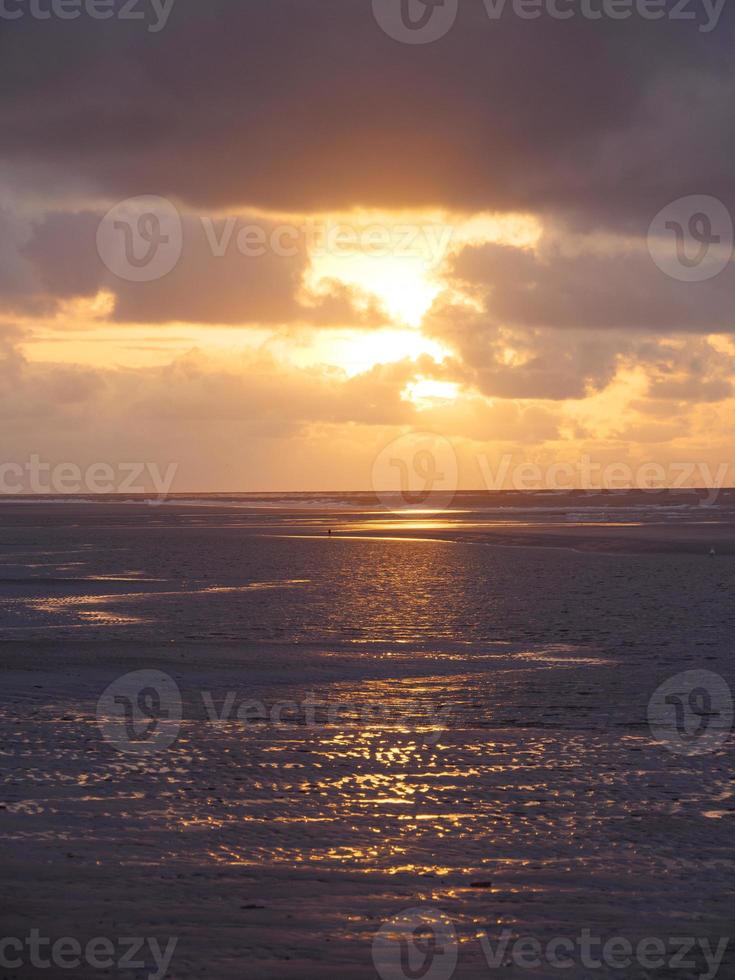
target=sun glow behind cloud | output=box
[17,205,539,429]
[402,378,461,408]
[294,329,451,377]
[303,209,541,328]
[307,253,442,327]
[21,209,541,381]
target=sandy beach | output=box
[6,0,735,974]
[0,497,733,978]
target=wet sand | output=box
[0,499,733,978]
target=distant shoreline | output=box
[0,498,731,555]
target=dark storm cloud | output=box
[449,238,735,332]
[1,0,734,226]
[425,295,624,399]
[0,207,54,315]
[18,208,386,324]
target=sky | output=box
[1,0,735,493]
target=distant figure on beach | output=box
[328,529,332,537]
